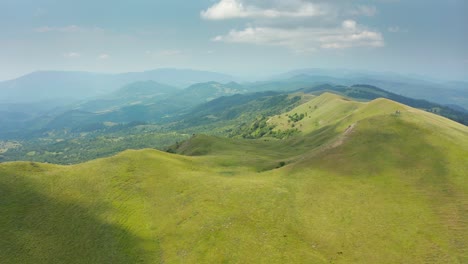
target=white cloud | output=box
[63,52,81,58]
[204,1,384,53]
[342,20,357,30]
[201,1,378,20]
[201,0,324,20]
[213,20,384,52]
[98,53,110,59]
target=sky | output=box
[0,0,467,81]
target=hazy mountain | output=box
[113,80,178,97]
[272,69,468,108]
[0,71,124,103]
[118,68,237,88]
[169,81,248,107]
[75,81,179,112]
[38,81,247,132]
[245,74,348,92]
[2,79,467,140]
[0,69,237,104]
[3,67,465,109]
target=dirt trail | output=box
[328,123,356,149]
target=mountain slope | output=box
[171,91,305,132]
[1,93,467,263]
[297,84,468,125]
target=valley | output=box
[0,72,467,165]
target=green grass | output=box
[1,94,467,263]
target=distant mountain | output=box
[169,81,247,107]
[271,69,468,108]
[39,81,247,132]
[245,74,348,92]
[118,68,236,88]
[3,67,466,110]
[0,71,123,103]
[167,83,468,134]
[0,69,237,104]
[171,91,299,130]
[75,81,179,112]
[445,104,468,113]
[3,80,467,139]
[113,80,177,97]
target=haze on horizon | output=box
[1,0,467,81]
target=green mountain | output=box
[1,93,467,263]
[296,84,468,125]
[170,91,304,132]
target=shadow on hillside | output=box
[0,173,150,264]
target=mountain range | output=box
[1,76,467,164]
[0,69,236,104]
[1,92,466,263]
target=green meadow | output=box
[1,93,467,263]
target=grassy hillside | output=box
[297,84,468,125]
[1,93,467,263]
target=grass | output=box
[1,93,467,263]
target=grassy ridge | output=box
[1,93,467,263]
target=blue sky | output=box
[0,0,466,81]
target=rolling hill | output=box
[296,84,468,125]
[1,93,467,263]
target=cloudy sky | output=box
[0,0,466,81]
